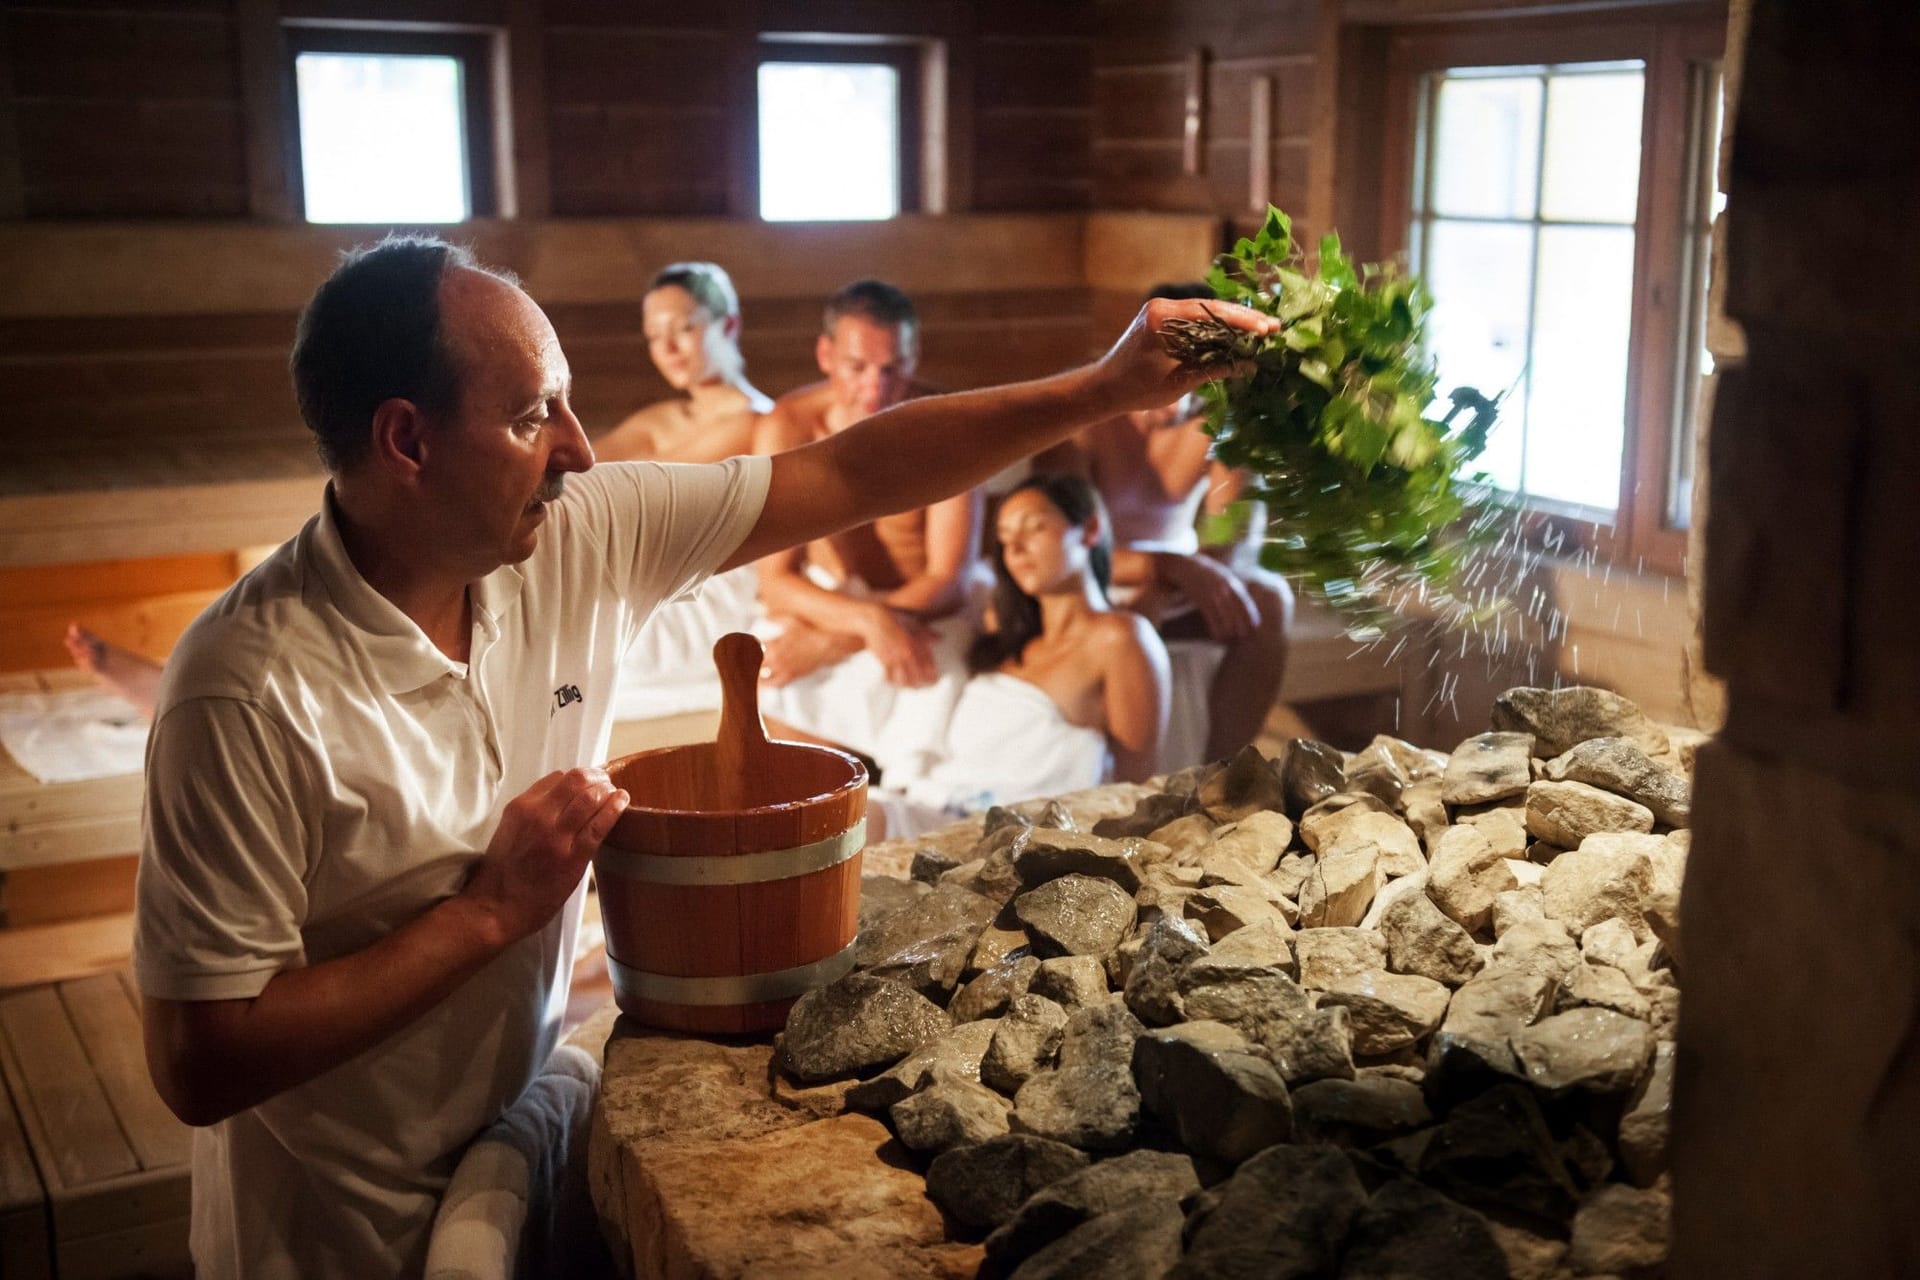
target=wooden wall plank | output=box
[0,914,134,990]
[0,14,28,220]
[0,857,140,929]
[59,975,188,1173]
[0,215,1091,317]
[0,986,137,1190]
[0,1068,41,1213]
[235,0,293,221]
[7,8,236,101]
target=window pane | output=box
[1540,69,1645,223]
[296,53,469,224]
[1524,225,1635,511]
[1430,75,1542,219]
[759,63,900,221]
[1425,219,1535,492]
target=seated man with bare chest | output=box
[752,280,984,777]
[1038,287,1291,764]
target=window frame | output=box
[1378,9,1725,576]
[754,38,925,220]
[282,24,501,224]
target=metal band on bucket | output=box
[595,820,865,887]
[606,939,858,1007]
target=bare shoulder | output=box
[1091,608,1161,658]
[759,381,833,450]
[596,401,677,461]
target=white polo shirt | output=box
[133,456,770,1279]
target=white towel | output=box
[424,1044,610,1280]
[611,564,761,721]
[871,673,1111,839]
[755,568,982,781]
[0,688,148,783]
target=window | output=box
[756,41,922,221]
[1412,62,1645,514]
[1383,14,1726,572]
[286,28,499,225]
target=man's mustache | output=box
[535,473,567,504]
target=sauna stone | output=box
[1526,779,1656,847]
[888,1076,1010,1154]
[1311,810,1426,883]
[1198,744,1290,821]
[1294,926,1389,990]
[1618,1041,1675,1187]
[1007,1201,1187,1280]
[854,882,998,970]
[845,1018,1001,1112]
[1427,825,1519,934]
[947,955,1039,1023]
[1279,738,1347,817]
[1418,1084,1582,1225]
[1441,731,1536,805]
[1120,915,1209,1026]
[1007,1063,1139,1152]
[1028,955,1107,1012]
[1545,736,1692,826]
[1205,808,1294,871]
[1341,1178,1510,1280]
[1540,834,1661,940]
[1297,791,1391,851]
[781,973,951,1083]
[1568,1181,1671,1276]
[1511,1007,1655,1095]
[1316,970,1450,1056]
[1288,1077,1431,1146]
[1492,685,1671,758]
[1379,890,1484,988]
[1488,917,1581,988]
[1013,873,1136,959]
[1090,790,1191,840]
[1555,962,1652,1022]
[1130,1020,1294,1164]
[982,1149,1198,1272]
[922,1133,1088,1232]
[1184,881,1298,940]
[1172,1144,1367,1280]
[1296,841,1385,928]
[1012,828,1166,894]
[1055,999,1145,1073]
[979,994,1068,1093]
[1186,916,1293,979]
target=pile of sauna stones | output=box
[776,685,1691,1279]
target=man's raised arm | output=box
[722,298,1275,572]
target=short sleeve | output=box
[569,455,771,610]
[134,697,315,1002]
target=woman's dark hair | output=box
[290,235,518,473]
[967,472,1113,674]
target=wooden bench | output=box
[0,970,191,1280]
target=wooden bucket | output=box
[595,633,868,1033]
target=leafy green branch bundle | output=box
[1168,206,1505,631]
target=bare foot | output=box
[63,624,162,717]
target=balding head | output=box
[291,235,521,473]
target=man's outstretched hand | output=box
[1089,297,1277,416]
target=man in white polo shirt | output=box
[131,236,1274,1278]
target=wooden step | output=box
[0,969,190,1280]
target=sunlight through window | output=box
[296,52,470,224]
[758,62,900,221]
[1412,62,1646,516]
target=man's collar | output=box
[309,486,524,694]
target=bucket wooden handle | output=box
[712,632,771,803]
